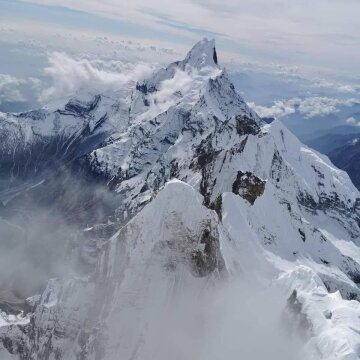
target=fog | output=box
[195,280,305,360]
[0,200,309,359]
[0,206,79,300]
[0,173,308,358]
[105,275,308,360]
[0,169,119,303]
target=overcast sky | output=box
[2,0,360,73]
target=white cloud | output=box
[296,97,356,118]
[249,97,359,119]
[0,74,26,104]
[151,69,194,104]
[310,78,360,94]
[138,66,218,121]
[20,0,360,75]
[39,52,155,103]
[346,117,357,125]
[248,100,296,119]
[346,117,360,127]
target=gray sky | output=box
[2,0,360,73]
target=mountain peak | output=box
[183,38,218,69]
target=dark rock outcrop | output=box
[232,171,266,205]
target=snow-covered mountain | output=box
[0,39,360,360]
[329,138,360,191]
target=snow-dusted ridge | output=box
[0,39,360,359]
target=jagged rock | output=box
[232,171,266,205]
[191,228,222,277]
[235,115,260,136]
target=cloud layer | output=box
[39,52,155,103]
[249,97,360,119]
[346,116,360,127]
[19,0,360,75]
[0,74,26,104]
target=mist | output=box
[0,208,75,299]
[0,171,310,360]
[104,275,307,360]
[0,168,119,305]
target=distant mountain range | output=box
[304,125,360,154]
[295,125,360,191]
[283,107,360,142]
[329,138,360,191]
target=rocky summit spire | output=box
[183,38,219,69]
[213,46,218,65]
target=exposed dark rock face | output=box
[196,148,222,169]
[297,190,360,237]
[58,95,101,117]
[209,194,223,221]
[191,228,224,277]
[232,171,266,205]
[213,47,218,65]
[270,150,294,187]
[135,83,157,95]
[193,136,221,207]
[15,109,47,121]
[235,115,261,136]
[298,228,306,242]
[297,192,318,212]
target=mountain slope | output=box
[0,39,360,360]
[329,139,360,191]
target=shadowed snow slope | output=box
[0,39,360,360]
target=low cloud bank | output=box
[108,277,307,360]
[249,96,359,120]
[39,52,155,103]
